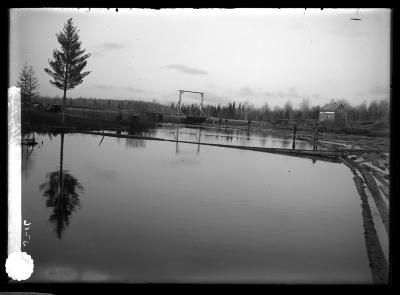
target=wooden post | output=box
[59,131,65,209]
[313,130,318,151]
[177,90,183,116]
[197,128,201,154]
[292,122,297,149]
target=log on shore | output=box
[341,156,389,235]
[80,131,345,158]
[338,156,357,174]
[353,175,389,284]
[359,167,389,236]
[379,185,389,199]
[372,170,390,189]
[362,162,389,177]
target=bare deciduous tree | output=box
[17,63,39,110]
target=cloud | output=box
[202,92,230,104]
[313,93,320,99]
[161,90,228,105]
[262,87,305,100]
[94,84,115,89]
[263,91,283,98]
[227,86,317,108]
[93,85,144,93]
[356,85,390,98]
[327,26,370,38]
[239,87,296,99]
[94,170,117,180]
[91,51,103,56]
[239,86,257,97]
[349,31,370,37]
[161,64,208,75]
[125,86,144,93]
[287,87,300,98]
[369,85,390,96]
[99,42,130,50]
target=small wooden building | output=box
[319,103,347,123]
[335,104,347,123]
[319,111,335,121]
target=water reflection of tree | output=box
[123,125,158,148]
[281,138,292,149]
[22,145,35,178]
[126,125,155,137]
[296,141,307,150]
[125,137,146,148]
[21,132,37,177]
[39,131,84,239]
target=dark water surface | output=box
[121,123,318,150]
[21,125,371,283]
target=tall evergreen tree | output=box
[44,18,91,123]
[17,63,39,109]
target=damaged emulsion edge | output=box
[6,86,35,281]
[8,86,22,257]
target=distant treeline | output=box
[174,98,390,123]
[33,95,390,123]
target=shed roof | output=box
[321,102,346,112]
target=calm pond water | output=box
[118,123,319,150]
[21,125,371,283]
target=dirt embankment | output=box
[258,119,390,138]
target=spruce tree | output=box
[44,18,91,123]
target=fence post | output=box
[292,122,297,149]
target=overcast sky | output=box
[9,8,391,108]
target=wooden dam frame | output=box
[175,89,206,118]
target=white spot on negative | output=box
[5,251,34,281]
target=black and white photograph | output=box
[5,8,391,286]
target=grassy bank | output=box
[22,109,158,135]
